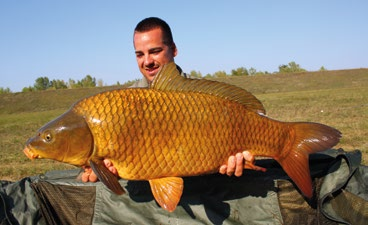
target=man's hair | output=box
[134,17,174,46]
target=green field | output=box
[0,68,367,181]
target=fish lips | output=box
[23,146,40,159]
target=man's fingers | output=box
[81,170,90,182]
[109,167,117,175]
[234,153,244,177]
[103,159,112,167]
[81,167,98,182]
[88,172,98,182]
[103,159,118,175]
[242,151,267,172]
[219,165,227,174]
[226,155,236,176]
[242,151,254,162]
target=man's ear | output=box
[172,42,178,57]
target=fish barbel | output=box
[23,62,341,212]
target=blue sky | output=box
[1,0,367,92]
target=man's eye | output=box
[149,48,163,55]
[152,50,161,54]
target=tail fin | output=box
[277,122,342,198]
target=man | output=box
[81,17,253,183]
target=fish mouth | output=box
[23,146,41,159]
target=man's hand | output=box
[219,151,255,177]
[81,159,117,182]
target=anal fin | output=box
[89,160,125,195]
[149,177,184,212]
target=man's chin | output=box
[144,74,155,82]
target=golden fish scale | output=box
[74,89,289,180]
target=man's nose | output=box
[144,55,154,65]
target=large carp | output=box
[23,62,341,212]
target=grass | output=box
[0,68,367,181]
[259,88,368,155]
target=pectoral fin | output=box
[149,177,184,212]
[89,159,125,195]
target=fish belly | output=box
[75,89,287,180]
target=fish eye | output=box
[44,132,53,142]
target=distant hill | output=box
[0,68,367,115]
[214,68,368,94]
[0,86,122,114]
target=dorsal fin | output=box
[150,62,266,114]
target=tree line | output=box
[0,61,326,94]
[188,61,322,78]
[20,75,100,92]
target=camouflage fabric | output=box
[1,149,367,225]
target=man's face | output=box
[134,28,177,82]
